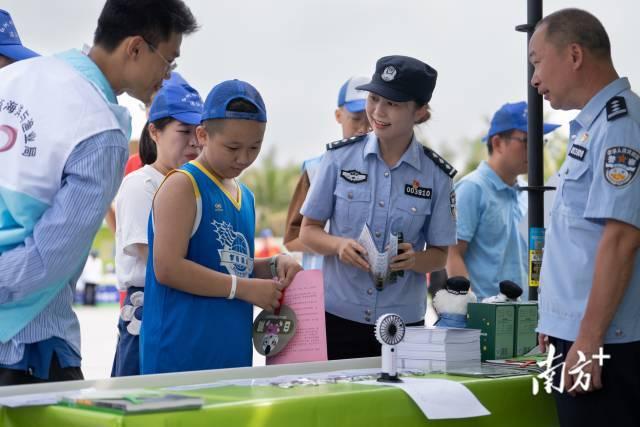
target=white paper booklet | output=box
[357,223,399,288]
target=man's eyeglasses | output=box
[507,135,528,145]
[142,38,177,72]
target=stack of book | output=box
[397,326,482,372]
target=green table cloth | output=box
[1,373,558,427]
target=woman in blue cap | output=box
[111,81,203,377]
[300,55,458,359]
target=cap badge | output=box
[381,66,397,82]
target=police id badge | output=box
[252,305,297,356]
[604,146,640,187]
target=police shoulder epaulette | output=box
[606,96,628,121]
[423,146,457,178]
[325,134,367,151]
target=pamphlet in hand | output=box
[357,223,399,289]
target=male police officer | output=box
[0,9,38,69]
[284,76,370,269]
[530,8,640,426]
[447,102,559,300]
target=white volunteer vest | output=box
[0,55,125,342]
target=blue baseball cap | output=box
[164,71,188,88]
[201,79,267,123]
[148,82,203,125]
[483,101,561,141]
[337,76,369,113]
[357,55,437,104]
[0,10,38,61]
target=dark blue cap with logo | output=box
[0,9,38,61]
[148,82,203,125]
[483,101,561,141]
[201,79,267,123]
[357,55,437,105]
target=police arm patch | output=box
[450,190,457,219]
[604,146,639,187]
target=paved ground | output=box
[76,301,437,380]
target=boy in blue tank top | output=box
[140,80,302,374]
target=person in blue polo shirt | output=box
[300,56,457,359]
[530,8,640,426]
[284,76,370,270]
[0,9,38,69]
[446,101,559,300]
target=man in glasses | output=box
[0,0,197,385]
[446,101,559,300]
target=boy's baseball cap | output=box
[149,82,203,125]
[0,10,38,61]
[357,55,437,105]
[337,76,369,113]
[483,101,561,141]
[201,79,267,123]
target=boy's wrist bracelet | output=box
[227,274,237,300]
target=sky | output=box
[5,0,639,168]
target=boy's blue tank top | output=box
[141,161,255,374]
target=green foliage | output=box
[240,147,303,235]
[90,120,569,255]
[92,225,115,272]
[444,113,568,183]
[542,130,568,182]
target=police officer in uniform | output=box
[300,55,457,359]
[530,9,640,426]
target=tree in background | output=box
[241,147,301,235]
[431,115,568,183]
[93,121,568,249]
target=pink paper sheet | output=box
[267,269,328,364]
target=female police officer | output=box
[300,55,457,359]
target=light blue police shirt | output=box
[455,161,528,300]
[538,77,640,344]
[301,133,457,324]
[301,155,325,270]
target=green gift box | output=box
[514,302,538,357]
[467,303,515,361]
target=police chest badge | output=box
[404,180,432,199]
[604,146,640,187]
[340,169,368,183]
